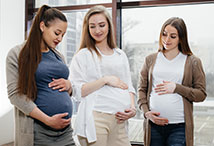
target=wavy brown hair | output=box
[158,17,193,55]
[78,5,117,57]
[18,5,67,101]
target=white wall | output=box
[0,0,25,144]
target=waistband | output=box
[34,119,70,132]
[150,121,185,127]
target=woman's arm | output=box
[130,92,136,109]
[69,50,128,99]
[154,57,206,103]
[6,46,70,129]
[6,46,36,115]
[115,92,136,123]
[138,66,169,125]
[174,57,206,102]
[114,52,137,123]
[30,107,71,129]
[82,75,128,97]
[137,55,168,125]
[50,76,128,97]
[138,56,150,113]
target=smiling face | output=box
[88,13,109,44]
[161,25,179,52]
[40,18,67,50]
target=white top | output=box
[69,48,135,143]
[94,48,132,113]
[150,52,187,123]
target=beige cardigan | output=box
[138,52,206,146]
[6,42,66,146]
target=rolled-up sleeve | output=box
[69,51,88,101]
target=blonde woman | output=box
[70,5,136,146]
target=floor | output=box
[1,142,14,146]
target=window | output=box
[35,0,112,8]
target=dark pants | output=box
[34,121,76,146]
[150,122,186,146]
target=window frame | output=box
[25,0,214,47]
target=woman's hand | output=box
[145,111,169,126]
[29,107,71,130]
[115,107,136,123]
[103,76,128,90]
[46,113,71,130]
[48,78,72,92]
[155,81,176,95]
[81,76,128,97]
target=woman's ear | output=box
[40,21,45,32]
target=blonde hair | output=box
[78,5,117,57]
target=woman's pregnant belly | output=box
[150,93,184,123]
[94,86,131,113]
[35,89,73,119]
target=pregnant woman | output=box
[6,5,75,146]
[70,5,136,146]
[138,17,206,146]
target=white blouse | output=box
[94,48,133,113]
[69,48,135,143]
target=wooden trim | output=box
[112,0,123,48]
[25,0,28,39]
[25,0,34,39]
[118,0,214,9]
[33,3,113,12]
[112,0,118,45]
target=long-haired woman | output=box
[70,5,136,146]
[138,17,206,146]
[6,5,75,146]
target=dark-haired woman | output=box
[6,5,75,146]
[138,17,206,146]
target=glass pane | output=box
[122,3,214,145]
[36,0,112,8]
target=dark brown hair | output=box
[78,5,117,57]
[18,5,67,101]
[158,17,193,55]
